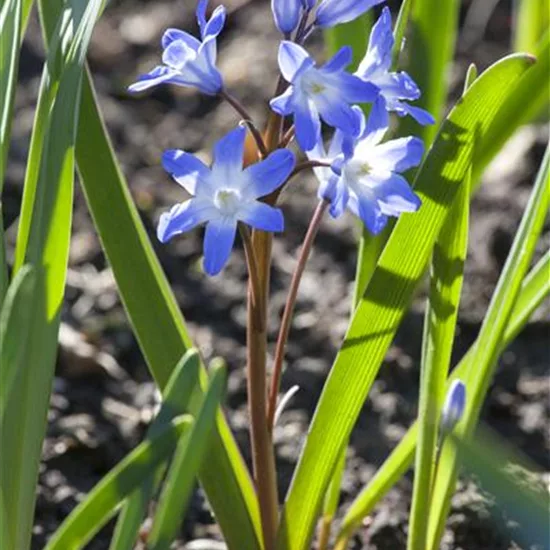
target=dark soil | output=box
[4,0,549,549]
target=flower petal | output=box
[356,6,393,78]
[272,0,303,34]
[316,93,359,136]
[278,41,312,82]
[328,177,349,218]
[270,86,295,115]
[393,101,436,125]
[161,29,200,51]
[128,66,178,93]
[352,190,388,234]
[315,0,385,28]
[162,149,211,196]
[372,136,424,172]
[332,72,378,104]
[294,94,321,151]
[212,125,246,175]
[244,149,296,198]
[238,202,285,232]
[162,40,195,69]
[322,46,352,73]
[157,199,216,243]
[377,71,420,101]
[202,5,227,40]
[203,219,237,275]
[369,171,421,215]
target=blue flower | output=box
[270,41,377,151]
[128,0,225,96]
[355,7,435,126]
[158,125,295,275]
[308,106,423,234]
[315,0,385,28]
[272,0,303,34]
[440,380,466,435]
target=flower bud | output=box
[440,380,466,436]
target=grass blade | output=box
[1,3,105,549]
[427,143,550,550]
[148,363,227,549]
[110,350,201,550]
[513,0,550,53]
[43,416,194,550]
[74,71,262,549]
[335,249,550,544]
[0,0,22,193]
[408,166,470,550]
[0,266,35,421]
[276,54,534,550]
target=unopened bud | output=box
[440,380,466,435]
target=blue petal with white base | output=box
[158,125,296,275]
[307,107,423,234]
[271,42,376,151]
[356,7,435,126]
[128,0,225,95]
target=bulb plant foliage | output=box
[0,1,548,550]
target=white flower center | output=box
[214,188,241,216]
[301,69,327,96]
[344,158,372,181]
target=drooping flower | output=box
[308,106,423,234]
[270,42,377,151]
[128,0,225,96]
[315,0,385,28]
[272,0,303,34]
[355,7,435,126]
[158,125,295,275]
[440,380,466,435]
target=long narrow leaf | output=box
[43,416,194,550]
[148,363,227,549]
[1,3,105,549]
[335,249,550,545]
[74,71,262,549]
[513,0,549,53]
[408,166,470,550]
[276,55,534,550]
[110,350,201,550]
[427,143,550,550]
[0,0,21,192]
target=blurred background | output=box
[4,0,549,548]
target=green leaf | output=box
[400,0,461,145]
[513,0,549,53]
[392,0,414,67]
[0,3,105,549]
[110,350,201,550]
[0,0,22,193]
[43,416,194,550]
[408,165,470,550]
[148,362,227,549]
[0,266,35,420]
[335,249,550,546]
[473,32,549,182]
[427,143,550,550]
[276,55,534,550]
[450,428,550,549]
[74,71,262,549]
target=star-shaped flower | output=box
[128,0,225,96]
[308,106,423,234]
[158,125,295,275]
[270,42,376,151]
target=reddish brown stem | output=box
[267,200,329,430]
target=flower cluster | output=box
[129,0,433,275]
